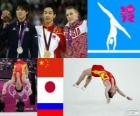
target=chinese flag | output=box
[37,58,63,77]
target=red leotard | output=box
[91,65,105,77]
[91,65,116,86]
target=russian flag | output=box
[37,58,63,116]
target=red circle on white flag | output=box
[45,81,55,93]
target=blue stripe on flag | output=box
[37,103,63,110]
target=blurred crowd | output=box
[0,59,36,79]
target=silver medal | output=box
[17,46,23,54]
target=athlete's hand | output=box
[2,89,6,95]
[65,49,73,57]
[107,98,111,104]
[1,10,12,22]
[126,96,133,100]
[29,88,32,95]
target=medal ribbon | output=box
[43,26,54,51]
[16,21,28,47]
[67,28,72,47]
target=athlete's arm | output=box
[24,79,32,95]
[104,80,111,103]
[105,85,111,103]
[25,63,29,78]
[111,78,115,88]
[110,78,116,93]
[2,77,14,95]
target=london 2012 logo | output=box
[88,1,140,57]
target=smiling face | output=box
[66,8,79,24]
[43,7,56,26]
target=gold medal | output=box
[44,50,51,58]
[17,46,23,54]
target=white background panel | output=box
[64,58,140,116]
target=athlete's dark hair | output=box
[108,91,113,98]
[15,86,23,93]
[15,1,30,12]
[43,3,57,14]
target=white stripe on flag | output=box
[37,78,63,103]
